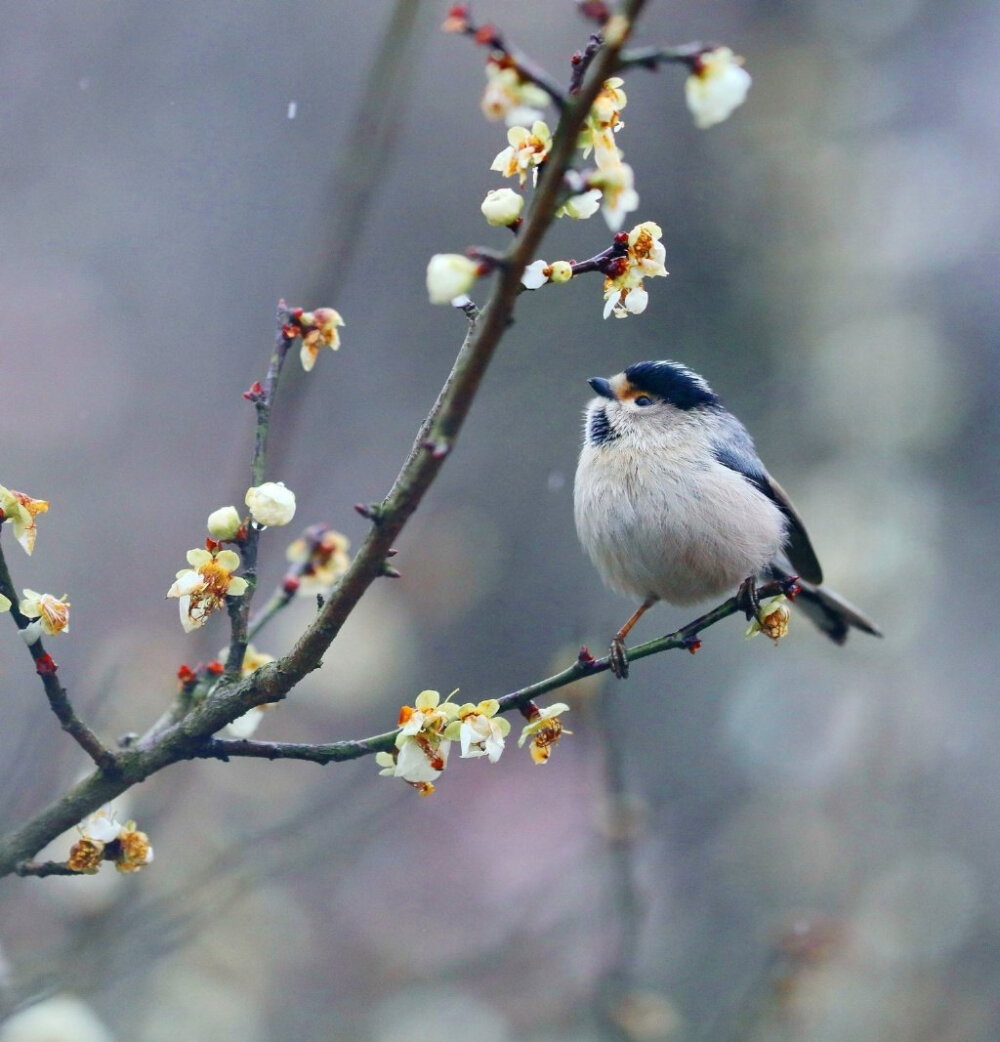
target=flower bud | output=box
[426,254,480,304]
[480,187,524,227]
[549,261,573,284]
[207,505,241,540]
[245,482,296,527]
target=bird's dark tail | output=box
[767,567,882,644]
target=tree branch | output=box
[0,0,651,880]
[0,536,117,773]
[185,577,795,768]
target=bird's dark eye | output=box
[634,395,654,407]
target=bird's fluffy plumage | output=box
[574,360,880,641]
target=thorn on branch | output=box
[380,563,402,579]
[354,502,385,522]
[422,439,451,459]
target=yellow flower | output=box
[491,121,552,185]
[578,77,627,172]
[167,547,248,633]
[114,823,154,873]
[0,485,49,555]
[603,221,668,318]
[377,690,460,790]
[0,592,11,613]
[286,527,351,593]
[454,699,511,762]
[518,702,572,764]
[685,47,751,129]
[67,837,105,874]
[591,163,639,231]
[299,307,344,372]
[746,595,791,642]
[19,589,70,639]
[480,59,549,126]
[220,644,277,738]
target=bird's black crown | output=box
[624,361,720,411]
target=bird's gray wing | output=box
[712,438,824,585]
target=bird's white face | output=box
[585,368,702,448]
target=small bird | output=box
[574,360,881,677]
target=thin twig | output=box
[14,860,85,878]
[0,536,117,773]
[616,42,714,72]
[224,304,297,675]
[187,577,793,768]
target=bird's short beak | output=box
[588,377,615,399]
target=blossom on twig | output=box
[480,187,524,227]
[207,505,242,541]
[578,77,627,172]
[685,47,751,129]
[480,58,550,126]
[491,121,552,186]
[376,690,460,794]
[746,594,791,642]
[0,485,49,555]
[67,806,154,874]
[454,699,510,762]
[592,162,640,231]
[518,702,572,764]
[245,481,297,528]
[167,546,249,633]
[285,527,352,594]
[427,254,481,304]
[19,589,70,644]
[221,644,277,738]
[298,307,344,372]
[556,188,602,220]
[602,221,668,319]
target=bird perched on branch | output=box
[574,360,880,677]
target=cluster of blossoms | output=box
[67,807,154,875]
[0,483,73,644]
[746,594,791,643]
[376,690,570,795]
[426,16,751,318]
[168,482,298,632]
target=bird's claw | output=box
[736,576,760,620]
[609,638,630,680]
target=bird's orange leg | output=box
[609,596,658,680]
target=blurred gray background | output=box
[0,0,998,1039]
